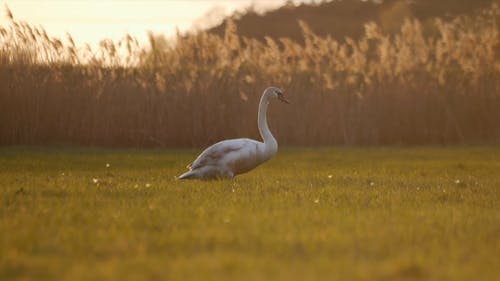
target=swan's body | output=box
[178,87,289,180]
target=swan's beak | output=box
[278,95,291,104]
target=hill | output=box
[207,0,495,42]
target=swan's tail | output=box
[177,170,197,180]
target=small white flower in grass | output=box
[328,175,333,179]
[106,163,110,168]
[454,179,461,184]
[369,181,375,186]
[92,178,99,184]
[314,198,319,204]
[145,183,151,188]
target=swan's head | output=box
[265,86,290,104]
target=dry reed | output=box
[0,5,499,146]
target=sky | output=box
[1,0,307,47]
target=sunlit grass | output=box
[1,146,499,280]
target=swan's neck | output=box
[258,93,277,154]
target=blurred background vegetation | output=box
[0,0,499,147]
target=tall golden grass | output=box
[0,5,499,146]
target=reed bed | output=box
[0,5,499,146]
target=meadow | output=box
[1,146,499,281]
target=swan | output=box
[178,86,290,180]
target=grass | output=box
[0,146,499,281]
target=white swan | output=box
[178,86,290,180]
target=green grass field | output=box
[1,146,499,281]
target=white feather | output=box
[178,86,289,180]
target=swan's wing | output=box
[188,139,254,170]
